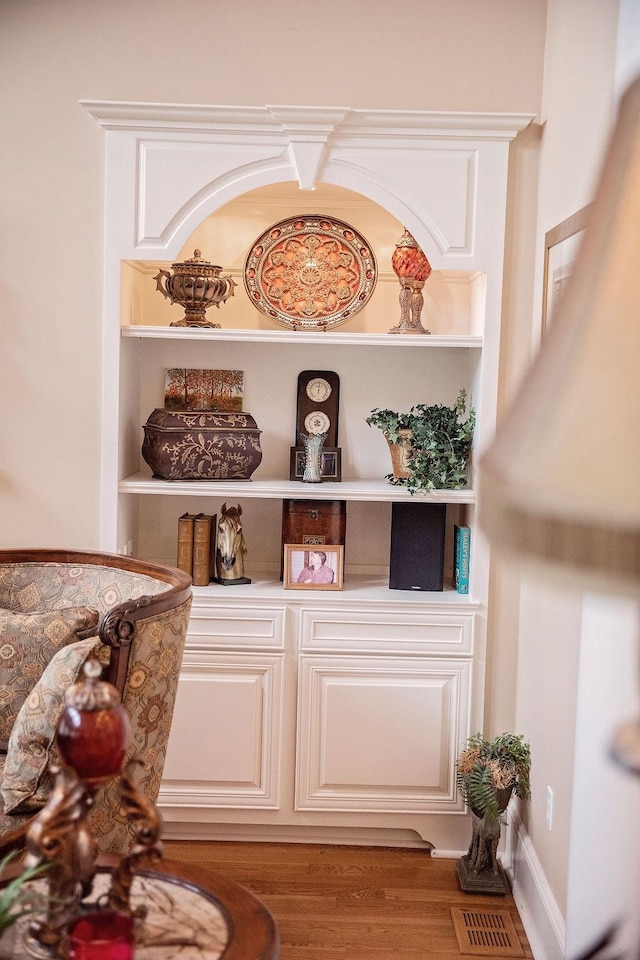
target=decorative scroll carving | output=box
[108,760,163,918]
[24,764,96,956]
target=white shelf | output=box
[121,325,483,349]
[190,574,480,607]
[119,472,476,504]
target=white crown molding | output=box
[80,100,534,143]
[266,105,350,132]
[336,108,536,142]
[80,100,282,134]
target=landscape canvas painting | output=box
[164,368,244,412]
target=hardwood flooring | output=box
[162,840,533,960]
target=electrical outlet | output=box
[546,786,554,830]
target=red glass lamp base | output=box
[68,911,134,960]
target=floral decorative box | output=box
[142,409,262,480]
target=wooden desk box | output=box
[281,499,346,577]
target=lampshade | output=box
[479,74,640,596]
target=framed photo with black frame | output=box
[289,447,342,481]
[283,543,344,590]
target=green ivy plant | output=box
[0,852,50,937]
[456,732,531,821]
[365,389,476,493]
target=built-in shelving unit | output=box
[86,98,532,852]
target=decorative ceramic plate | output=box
[243,215,377,329]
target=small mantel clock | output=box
[295,370,340,448]
[290,370,341,481]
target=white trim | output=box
[80,100,534,142]
[159,819,435,849]
[507,807,566,960]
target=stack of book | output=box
[177,512,217,586]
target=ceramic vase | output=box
[385,429,413,479]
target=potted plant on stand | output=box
[365,389,475,493]
[455,732,531,894]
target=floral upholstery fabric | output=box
[90,597,191,853]
[1,637,106,813]
[0,563,166,615]
[0,752,34,843]
[0,561,191,856]
[0,606,100,750]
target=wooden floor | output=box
[162,840,533,960]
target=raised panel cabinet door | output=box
[159,651,284,809]
[295,655,471,813]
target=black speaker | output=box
[389,502,446,591]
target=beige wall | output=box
[504,0,639,949]
[0,0,546,550]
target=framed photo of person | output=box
[283,544,344,591]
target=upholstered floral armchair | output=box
[0,549,192,856]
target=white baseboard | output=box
[504,808,565,960]
[161,820,434,849]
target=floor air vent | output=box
[450,907,525,957]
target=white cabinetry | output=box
[160,602,286,811]
[160,590,477,849]
[84,100,532,852]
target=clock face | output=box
[306,377,332,403]
[304,411,331,435]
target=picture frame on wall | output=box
[542,203,592,336]
[283,543,344,590]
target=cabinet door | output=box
[296,655,470,813]
[160,651,284,809]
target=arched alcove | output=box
[87,99,532,853]
[152,172,446,266]
[123,180,479,338]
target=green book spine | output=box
[454,525,470,594]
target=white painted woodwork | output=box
[159,593,481,843]
[296,655,471,811]
[161,651,284,808]
[298,608,475,655]
[185,605,286,651]
[84,99,531,851]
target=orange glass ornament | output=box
[391,229,432,282]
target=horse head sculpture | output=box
[215,503,249,583]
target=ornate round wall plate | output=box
[243,215,377,329]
